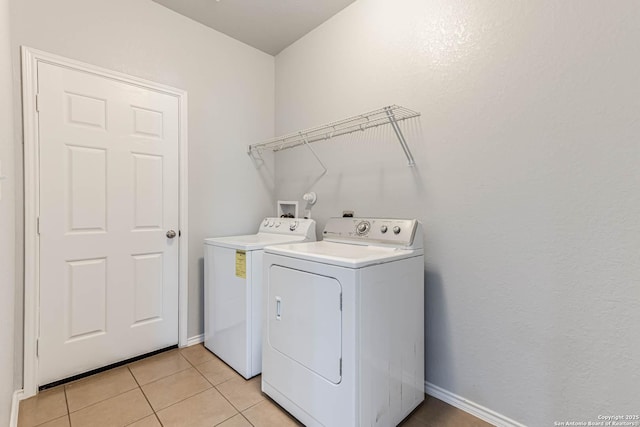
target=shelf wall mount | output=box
[247,105,421,167]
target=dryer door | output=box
[268,265,342,384]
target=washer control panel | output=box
[323,217,420,247]
[259,217,315,237]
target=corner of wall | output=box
[9,390,23,427]
[1,0,17,424]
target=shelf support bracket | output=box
[384,106,415,166]
[301,133,328,191]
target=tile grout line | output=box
[137,362,217,419]
[212,383,246,421]
[178,347,197,369]
[241,398,265,413]
[179,347,230,374]
[214,377,268,420]
[179,347,274,427]
[213,381,251,414]
[131,350,193,388]
[179,345,214,369]
[150,386,215,415]
[126,365,163,427]
[211,396,256,427]
[179,347,238,405]
[212,412,251,427]
[196,353,260,422]
[62,385,70,420]
[184,344,253,389]
[63,368,140,418]
[152,413,164,427]
[176,346,259,426]
[125,351,189,426]
[242,395,302,426]
[180,350,253,420]
[234,405,257,427]
[142,377,242,426]
[240,412,256,427]
[27,389,72,427]
[201,373,253,421]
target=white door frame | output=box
[21,46,189,397]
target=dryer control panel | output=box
[322,217,422,249]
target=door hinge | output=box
[36,338,39,358]
[35,93,40,112]
[339,293,342,311]
[339,358,342,376]
[37,217,40,235]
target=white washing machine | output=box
[261,217,424,427]
[204,217,316,379]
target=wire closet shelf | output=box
[247,105,421,166]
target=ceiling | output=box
[152,0,357,56]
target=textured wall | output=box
[0,0,15,421]
[274,0,640,424]
[10,0,275,387]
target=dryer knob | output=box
[289,221,298,231]
[393,226,401,234]
[356,221,370,235]
[380,225,388,233]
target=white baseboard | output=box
[425,381,526,427]
[185,334,204,347]
[10,389,24,427]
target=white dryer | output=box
[262,217,424,427]
[204,217,316,379]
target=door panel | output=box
[66,92,107,129]
[66,257,107,340]
[132,253,164,325]
[267,265,342,384]
[38,61,180,384]
[133,153,164,229]
[67,145,106,232]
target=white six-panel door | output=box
[37,61,180,385]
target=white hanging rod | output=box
[248,105,420,166]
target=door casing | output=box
[21,46,189,397]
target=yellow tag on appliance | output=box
[235,250,246,278]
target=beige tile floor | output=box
[18,345,493,427]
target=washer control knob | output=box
[380,225,388,233]
[393,226,401,235]
[356,221,370,235]
[275,221,281,228]
[268,220,274,227]
[289,221,298,231]
[263,218,269,226]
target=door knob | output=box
[166,230,177,239]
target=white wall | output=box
[0,0,16,422]
[10,0,275,385]
[275,0,640,424]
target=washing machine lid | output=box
[264,241,423,268]
[204,233,309,251]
